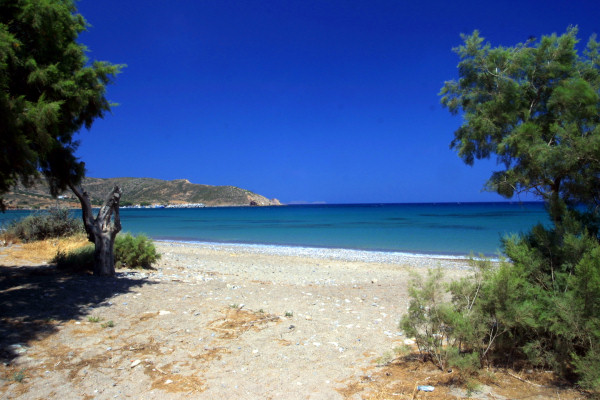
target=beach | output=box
[0,242,580,399]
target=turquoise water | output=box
[0,203,549,256]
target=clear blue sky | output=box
[74,0,599,204]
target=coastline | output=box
[155,239,495,267]
[0,202,546,257]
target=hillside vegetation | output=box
[4,177,280,209]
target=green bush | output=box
[400,261,502,372]
[401,208,600,392]
[495,213,600,390]
[53,233,160,271]
[114,233,160,269]
[53,244,95,271]
[400,268,452,370]
[6,207,84,241]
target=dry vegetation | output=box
[0,235,90,265]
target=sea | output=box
[0,202,549,257]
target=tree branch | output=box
[68,182,96,243]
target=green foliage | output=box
[54,233,160,271]
[6,207,84,241]
[13,369,26,383]
[440,27,600,215]
[400,263,505,371]
[438,27,600,392]
[101,320,115,328]
[402,213,600,391]
[53,244,94,272]
[0,0,123,208]
[400,268,454,369]
[114,233,161,269]
[496,212,600,389]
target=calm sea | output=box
[0,202,549,257]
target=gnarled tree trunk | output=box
[69,184,122,276]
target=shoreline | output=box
[155,240,491,272]
[155,239,501,266]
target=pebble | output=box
[9,344,27,354]
[130,360,141,368]
[158,241,475,268]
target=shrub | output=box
[53,244,95,271]
[114,233,160,269]
[401,208,600,392]
[53,233,161,271]
[6,207,84,242]
[496,214,600,390]
[400,268,454,370]
[400,260,513,372]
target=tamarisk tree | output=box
[440,27,600,224]
[1,0,124,275]
[439,28,600,389]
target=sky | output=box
[74,0,600,204]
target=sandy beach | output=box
[0,242,584,399]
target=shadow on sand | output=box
[0,264,154,363]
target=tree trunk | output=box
[69,183,122,276]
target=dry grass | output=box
[337,356,589,399]
[208,308,281,339]
[0,234,91,265]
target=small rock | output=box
[165,379,173,384]
[9,344,27,354]
[130,360,141,368]
[159,310,171,315]
[305,315,312,321]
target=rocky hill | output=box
[4,177,280,209]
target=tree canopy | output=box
[440,27,600,213]
[0,0,123,208]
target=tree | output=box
[440,27,600,224]
[1,0,124,275]
[439,28,600,389]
